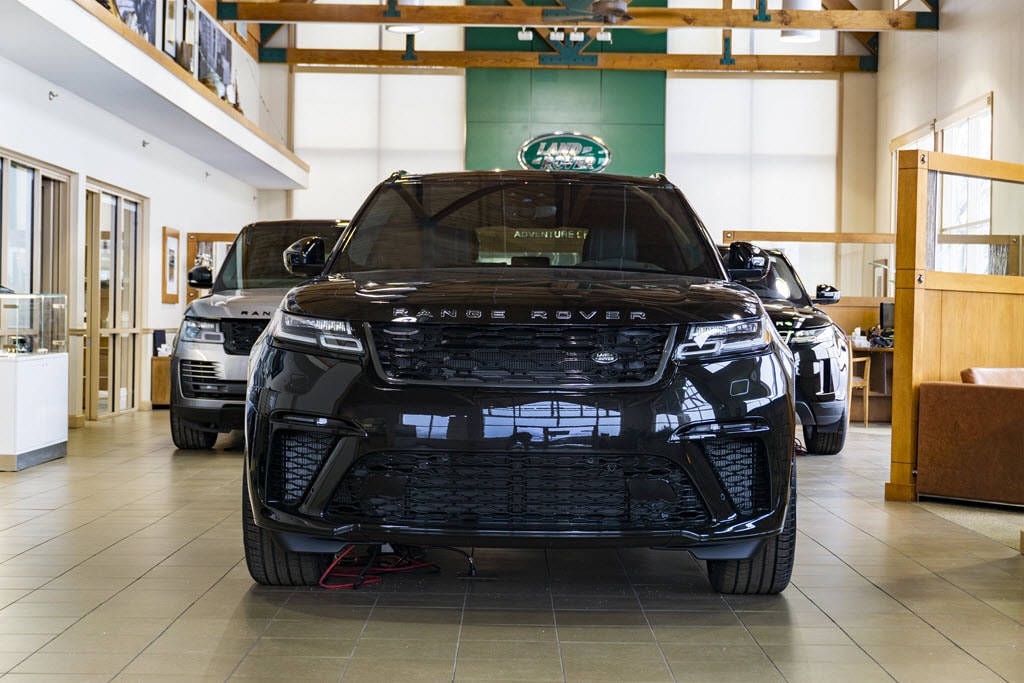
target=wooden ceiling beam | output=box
[273,48,876,73]
[220,3,936,33]
[820,0,879,55]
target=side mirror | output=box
[283,236,327,277]
[187,265,213,289]
[814,284,841,305]
[726,241,771,282]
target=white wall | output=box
[876,0,1024,238]
[289,20,466,220]
[0,55,258,332]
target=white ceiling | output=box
[0,0,308,190]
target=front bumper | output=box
[244,342,795,553]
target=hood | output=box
[760,299,834,332]
[285,268,763,326]
[184,288,291,320]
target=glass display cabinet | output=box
[0,294,68,470]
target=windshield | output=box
[741,253,811,306]
[331,178,720,277]
[214,222,346,291]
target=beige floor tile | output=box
[121,652,245,678]
[560,642,673,682]
[341,656,455,682]
[454,655,564,681]
[10,650,136,675]
[864,644,1007,682]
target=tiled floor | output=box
[1,412,1022,682]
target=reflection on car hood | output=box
[185,289,292,320]
[760,299,834,331]
[285,268,763,326]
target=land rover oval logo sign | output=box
[518,132,611,173]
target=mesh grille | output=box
[223,320,270,355]
[369,323,671,387]
[702,437,771,514]
[325,452,709,532]
[266,430,338,507]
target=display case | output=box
[0,294,68,471]
[0,293,67,356]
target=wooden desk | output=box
[151,356,170,407]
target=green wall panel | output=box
[465,122,532,171]
[529,70,602,124]
[466,69,532,122]
[464,0,666,176]
[599,124,665,177]
[601,71,664,125]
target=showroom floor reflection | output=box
[0,412,1022,682]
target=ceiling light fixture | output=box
[569,28,586,43]
[549,27,565,41]
[780,0,820,43]
[517,27,534,41]
[596,29,612,42]
[385,0,423,35]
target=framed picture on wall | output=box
[163,0,180,58]
[162,226,180,305]
[118,0,161,47]
[179,0,198,74]
[197,8,232,96]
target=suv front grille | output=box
[266,430,338,507]
[369,323,672,387]
[702,437,771,514]
[178,359,246,399]
[325,452,709,531]
[223,320,270,355]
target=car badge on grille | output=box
[592,350,619,364]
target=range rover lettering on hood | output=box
[392,307,647,322]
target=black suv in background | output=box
[722,246,850,454]
[170,220,347,449]
[243,171,798,594]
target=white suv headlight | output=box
[180,318,225,344]
[672,314,772,362]
[267,309,364,355]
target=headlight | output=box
[179,318,224,344]
[673,314,772,362]
[267,309,364,355]
[789,325,835,346]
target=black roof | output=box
[385,170,674,189]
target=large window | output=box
[891,94,995,276]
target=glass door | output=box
[84,187,141,420]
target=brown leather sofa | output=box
[916,368,1024,505]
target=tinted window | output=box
[741,254,811,306]
[215,223,346,291]
[334,179,719,277]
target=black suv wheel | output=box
[242,480,332,586]
[707,465,796,594]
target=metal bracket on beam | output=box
[539,34,597,66]
[402,34,418,61]
[753,0,770,22]
[916,12,939,29]
[859,55,878,72]
[259,47,287,63]
[384,0,401,18]
[720,35,735,66]
[217,2,238,21]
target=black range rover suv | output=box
[722,247,851,455]
[244,171,798,594]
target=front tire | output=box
[706,465,796,595]
[242,479,332,586]
[170,406,218,450]
[802,408,847,455]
